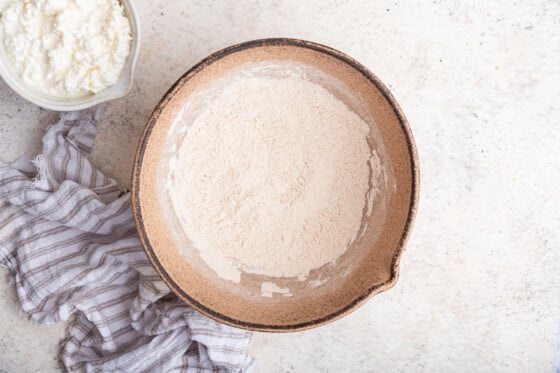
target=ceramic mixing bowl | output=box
[132,38,419,332]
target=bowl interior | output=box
[133,39,418,331]
[0,0,140,111]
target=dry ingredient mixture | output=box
[166,67,376,284]
[0,0,131,97]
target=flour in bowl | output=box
[165,66,377,283]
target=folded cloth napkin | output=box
[0,110,254,372]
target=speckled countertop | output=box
[1,1,559,371]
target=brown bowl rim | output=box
[131,38,420,332]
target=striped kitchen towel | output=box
[0,109,253,372]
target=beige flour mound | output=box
[166,73,374,283]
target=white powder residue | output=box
[1,0,132,97]
[260,282,292,298]
[166,70,376,283]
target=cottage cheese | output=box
[0,0,132,97]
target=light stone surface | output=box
[1,0,559,371]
